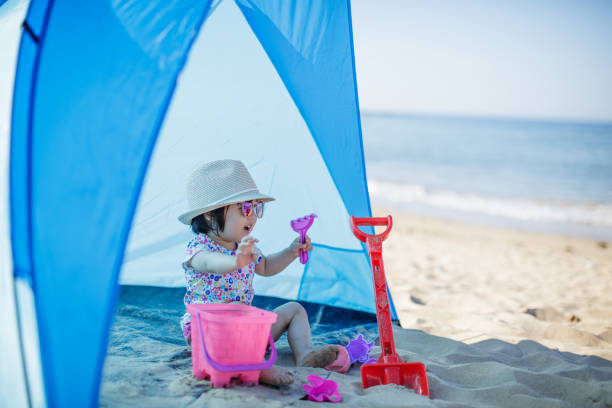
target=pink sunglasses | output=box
[240,201,264,218]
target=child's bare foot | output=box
[298,345,340,368]
[259,366,294,386]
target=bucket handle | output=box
[196,312,277,372]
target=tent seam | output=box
[9,21,36,408]
[311,242,363,253]
[14,0,58,406]
[21,21,39,43]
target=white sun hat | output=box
[178,159,275,225]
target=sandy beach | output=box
[374,208,612,361]
[101,209,612,407]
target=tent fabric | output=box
[1,3,30,406]
[10,1,215,406]
[235,0,372,218]
[8,0,38,282]
[3,0,397,406]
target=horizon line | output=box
[361,109,612,126]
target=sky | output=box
[350,0,612,123]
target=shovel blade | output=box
[361,362,429,396]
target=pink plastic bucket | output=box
[187,303,277,387]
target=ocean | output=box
[361,113,612,240]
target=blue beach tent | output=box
[0,0,397,406]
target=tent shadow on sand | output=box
[100,286,612,408]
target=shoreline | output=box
[372,207,612,360]
[369,195,612,242]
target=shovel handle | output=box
[350,216,393,243]
[350,215,398,361]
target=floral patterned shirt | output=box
[180,233,261,331]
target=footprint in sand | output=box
[524,307,575,323]
[598,328,612,343]
[410,295,426,305]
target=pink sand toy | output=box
[324,346,351,373]
[187,303,277,387]
[346,334,377,365]
[303,375,342,403]
[290,213,317,264]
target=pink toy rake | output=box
[290,213,317,264]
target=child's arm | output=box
[255,236,312,277]
[189,237,259,274]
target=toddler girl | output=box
[178,160,348,386]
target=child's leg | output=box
[258,302,313,386]
[271,302,340,367]
[270,302,311,362]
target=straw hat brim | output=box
[178,191,275,225]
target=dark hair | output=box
[190,206,227,235]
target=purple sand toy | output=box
[346,334,377,364]
[303,375,341,403]
[290,213,317,264]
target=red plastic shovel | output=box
[351,216,430,397]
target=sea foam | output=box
[369,179,612,228]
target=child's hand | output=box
[236,236,259,270]
[289,235,312,259]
